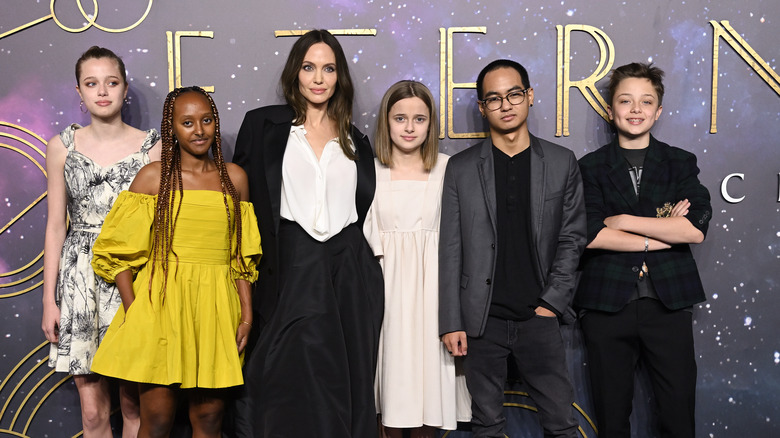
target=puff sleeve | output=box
[230,201,262,282]
[91,191,155,282]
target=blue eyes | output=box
[302,64,335,73]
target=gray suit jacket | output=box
[439,134,586,337]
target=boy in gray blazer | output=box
[439,59,586,437]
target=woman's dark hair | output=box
[280,29,357,160]
[75,46,127,85]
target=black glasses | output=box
[480,89,530,111]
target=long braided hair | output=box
[150,86,246,302]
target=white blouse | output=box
[280,124,358,242]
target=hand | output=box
[603,214,625,230]
[441,331,468,356]
[670,199,691,217]
[41,301,60,343]
[236,321,251,354]
[534,306,556,317]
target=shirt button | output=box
[491,243,495,249]
[632,266,639,272]
[485,279,492,285]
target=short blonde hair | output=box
[374,80,439,171]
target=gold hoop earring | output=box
[79,101,88,113]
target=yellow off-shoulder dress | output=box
[90,190,261,388]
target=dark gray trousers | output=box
[464,315,580,438]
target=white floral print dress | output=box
[48,124,159,374]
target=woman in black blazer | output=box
[232,30,383,437]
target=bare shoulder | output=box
[226,162,249,201]
[47,133,65,149]
[129,162,161,195]
[45,135,67,164]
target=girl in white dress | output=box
[365,80,471,438]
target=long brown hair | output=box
[151,86,246,301]
[374,80,439,171]
[280,29,357,160]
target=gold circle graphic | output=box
[0,122,47,299]
[49,0,154,34]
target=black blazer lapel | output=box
[528,135,545,244]
[605,140,641,214]
[353,127,375,227]
[636,136,671,214]
[263,117,293,235]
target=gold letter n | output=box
[709,20,780,133]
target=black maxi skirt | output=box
[248,220,384,437]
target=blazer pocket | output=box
[460,274,470,289]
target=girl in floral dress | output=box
[41,46,160,437]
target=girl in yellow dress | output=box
[90,86,262,438]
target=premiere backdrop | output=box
[1,1,778,437]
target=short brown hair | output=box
[374,80,439,171]
[608,62,665,105]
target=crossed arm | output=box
[587,199,703,252]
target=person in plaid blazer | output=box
[575,62,711,438]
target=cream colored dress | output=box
[364,154,471,429]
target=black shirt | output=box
[489,145,542,321]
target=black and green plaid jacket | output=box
[575,135,711,312]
